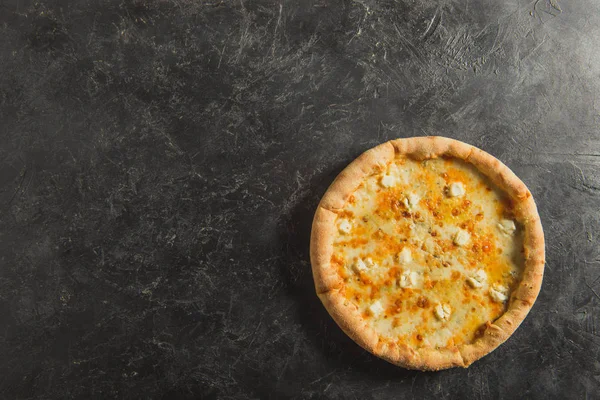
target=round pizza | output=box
[310,136,545,370]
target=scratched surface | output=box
[0,0,599,398]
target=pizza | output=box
[310,137,545,370]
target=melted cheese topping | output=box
[332,157,524,350]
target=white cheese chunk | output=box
[448,182,466,197]
[403,192,421,210]
[338,219,352,234]
[498,219,516,235]
[435,303,452,320]
[380,174,396,188]
[453,229,471,246]
[369,300,385,316]
[399,270,418,288]
[364,258,376,267]
[397,248,412,264]
[409,271,419,286]
[467,269,488,288]
[490,284,509,302]
[353,258,367,273]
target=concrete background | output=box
[1,0,599,398]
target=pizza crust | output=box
[310,136,545,370]
[310,207,342,293]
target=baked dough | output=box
[310,137,544,370]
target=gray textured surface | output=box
[1,0,599,398]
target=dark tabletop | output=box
[1,0,599,398]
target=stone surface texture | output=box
[1,0,599,398]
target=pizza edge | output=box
[310,136,545,371]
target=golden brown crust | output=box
[310,207,342,293]
[390,136,474,161]
[310,136,545,370]
[318,290,379,352]
[377,342,465,371]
